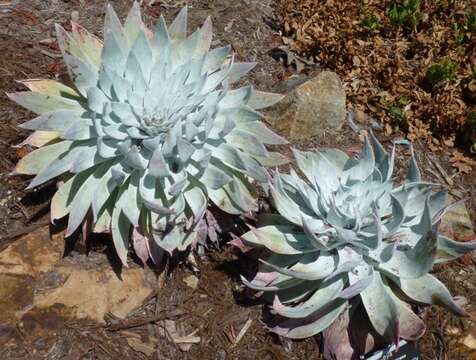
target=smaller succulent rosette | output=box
[9,3,287,266]
[238,133,476,356]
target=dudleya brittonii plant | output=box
[9,3,287,266]
[238,133,476,357]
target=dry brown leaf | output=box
[450,150,476,174]
[162,320,200,352]
[277,0,475,153]
[127,338,156,356]
[183,274,199,290]
[15,146,29,159]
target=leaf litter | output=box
[277,0,476,172]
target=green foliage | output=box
[388,0,425,30]
[239,134,475,343]
[388,97,410,123]
[389,105,405,121]
[9,2,287,266]
[425,59,458,86]
[360,13,379,31]
[467,10,476,33]
[454,9,476,44]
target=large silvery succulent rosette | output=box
[238,133,476,357]
[9,3,287,266]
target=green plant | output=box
[388,97,410,123]
[425,59,458,86]
[237,134,475,356]
[388,0,425,31]
[389,105,405,121]
[453,10,476,44]
[454,23,466,45]
[467,10,476,33]
[360,13,379,31]
[8,2,287,266]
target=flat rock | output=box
[0,227,155,344]
[267,70,346,140]
[440,196,475,242]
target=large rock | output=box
[0,227,155,344]
[267,71,346,140]
[440,196,475,243]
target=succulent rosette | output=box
[238,133,476,356]
[9,3,287,265]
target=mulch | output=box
[276,0,476,161]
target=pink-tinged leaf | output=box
[272,296,286,311]
[195,218,208,246]
[395,300,426,341]
[143,25,154,40]
[252,270,279,285]
[322,308,355,360]
[70,21,103,67]
[229,233,253,253]
[132,227,150,265]
[323,303,389,359]
[205,211,220,244]
[55,23,98,71]
[360,273,399,344]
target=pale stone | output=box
[0,227,155,343]
[33,266,153,322]
[462,334,476,350]
[267,71,346,140]
[440,196,475,242]
[183,274,199,289]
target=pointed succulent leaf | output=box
[11,3,284,267]
[240,134,465,344]
[271,300,348,339]
[14,141,71,175]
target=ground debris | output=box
[276,0,476,155]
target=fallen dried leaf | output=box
[450,150,476,174]
[183,274,199,290]
[15,146,29,159]
[127,337,156,356]
[461,334,476,350]
[232,319,253,347]
[162,320,200,351]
